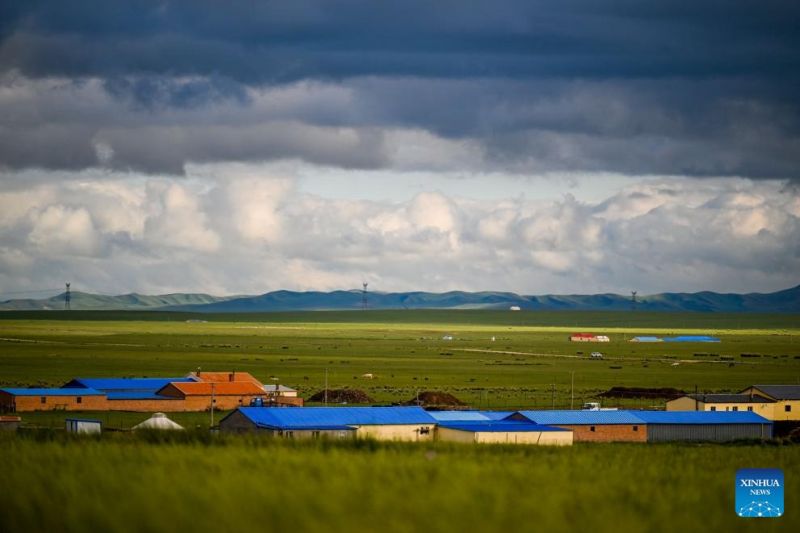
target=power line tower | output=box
[361,282,368,310]
[65,282,71,311]
[631,290,637,311]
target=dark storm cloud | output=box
[0,0,799,177]
[3,0,799,82]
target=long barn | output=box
[510,410,772,442]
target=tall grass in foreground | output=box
[1,433,797,533]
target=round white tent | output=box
[133,412,184,431]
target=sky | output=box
[0,1,798,297]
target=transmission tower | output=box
[361,282,368,310]
[65,282,71,310]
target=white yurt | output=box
[133,412,184,431]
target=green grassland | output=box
[1,310,798,429]
[1,433,798,533]
[1,311,798,532]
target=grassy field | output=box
[1,432,797,533]
[1,310,797,532]
[1,310,799,428]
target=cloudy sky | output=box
[1,1,798,297]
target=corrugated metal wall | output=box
[646,423,772,442]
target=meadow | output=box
[1,432,797,533]
[1,310,798,532]
[1,310,799,429]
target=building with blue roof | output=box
[0,387,108,412]
[436,420,573,445]
[663,335,721,343]
[63,377,195,392]
[220,406,437,441]
[221,407,574,445]
[507,409,771,442]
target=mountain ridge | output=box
[1,285,798,313]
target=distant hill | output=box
[2,285,798,313]
[0,292,235,311]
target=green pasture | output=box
[1,310,799,426]
[1,432,797,533]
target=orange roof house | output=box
[157,381,268,410]
[189,371,263,386]
[159,381,266,397]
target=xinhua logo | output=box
[736,468,784,518]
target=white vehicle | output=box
[582,402,618,411]
[590,352,604,359]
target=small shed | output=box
[133,412,184,431]
[263,384,299,397]
[0,415,21,431]
[66,418,102,434]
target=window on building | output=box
[786,405,792,412]
[632,425,638,432]
[590,426,596,432]
[710,406,716,411]
[747,406,753,412]
[286,431,294,438]
[312,431,320,439]
[419,427,431,435]
[732,406,738,412]
[40,396,46,404]
[76,396,82,404]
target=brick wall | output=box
[2,391,303,413]
[557,423,648,442]
[7,394,108,412]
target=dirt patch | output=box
[597,386,686,399]
[307,388,375,404]
[402,391,465,407]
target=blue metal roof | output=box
[663,336,721,343]
[428,410,514,422]
[0,387,105,396]
[235,406,437,429]
[428,411,493,422]
[439,421,569,433]
[63,377,193,391]
[481,411,515,420]
[632,411,771,425]
[514,410,646,425]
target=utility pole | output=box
[210,382,215,427]
[361,282,368,310]
[570,371,575,409]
